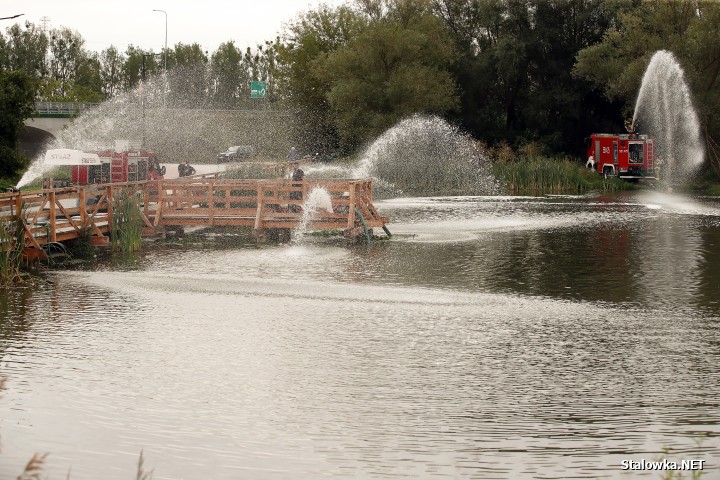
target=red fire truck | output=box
[70,148,166,184]
[586,132,656,180]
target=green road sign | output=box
[250,81,266,98]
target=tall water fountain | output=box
[633,50,705,185]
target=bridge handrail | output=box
[34,101,101,116]
[32,103,294,115]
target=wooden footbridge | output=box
[0,176,390,259]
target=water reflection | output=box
[372,194,720,314]
[1,192,719,479]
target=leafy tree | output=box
[209,41,245,107]
[520,0,636,152]
[325,0,459,151]
[165,43,208,107]
[574,0,696,109]
[166,42,207,69]
[0,22,48,80]
[434,0,531,142]
[245,41,277,86]
[257,40,278,83]
[274,4,367,153]
[0,70,36,179]
[675,3,720,172]
[208,40,281,108]
[435,0,633,154]
[99,46,125,99]
[1,23,102,102]
[46,27,86,99]
[71,53,103,102]
[123,45,158,92]
[243,47,261,85]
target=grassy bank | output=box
[492,156,631,194]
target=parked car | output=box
[216,145,255,163]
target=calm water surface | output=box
[1,191,719,479]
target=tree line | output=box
[0,21,279,107]
[2,0,720,180]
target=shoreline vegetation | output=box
[0,216,27,286]
[491,156,631,194]
[111,190,143,253]
[483,141,639,194]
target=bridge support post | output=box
[252,185,266,243]
[48,191,57,243]
[79,187,87,227]
[106,186,113,232]
[347,183,356,231]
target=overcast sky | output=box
[5,0,348,54]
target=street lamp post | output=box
[152,9,167,72]
[141,53,159,147]
[152,9,167,107]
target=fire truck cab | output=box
[586,133,656,180]
[70,148,166,184]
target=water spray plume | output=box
[293,186,334,243]
[633,50,705,186]
[354,114,497,196]
[17,68,294,189]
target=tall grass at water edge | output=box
[492,156,629,194]
[111,189,143,253]
[0,216,27,286]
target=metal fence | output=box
[34,101,100,116]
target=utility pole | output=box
[141,53,162,147]
[141,54,154,148]
[152,9,168,108]
[141,55,147,148]
[39,16,50,33]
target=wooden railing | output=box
[0,178,389,256]
[151,178,388,239]
[0,183,146,256]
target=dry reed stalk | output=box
[17,452,48,480]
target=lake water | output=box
[1,191,719,479]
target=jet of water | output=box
[304,186,334,214]
[292,186,334,243]
[633,50,705,185]
[353,114,497,196]
[16,156,50,189]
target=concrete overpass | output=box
[21,101,294,163]
[21,102,99,160]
